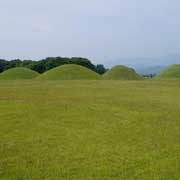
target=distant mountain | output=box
[135,66,165,75]
[107,54,180,75]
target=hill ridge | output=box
[0,67,39,80]
[103,65,143,80]
[155,64,180,79]
[36,64,100,80]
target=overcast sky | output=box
[1,0,180,66]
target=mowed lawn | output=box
[0,80,180,180]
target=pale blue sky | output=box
[0,0,180,66]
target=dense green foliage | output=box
[36,64,100,80]
[0,80,180,179]
[103,65,143,80]
[0,57,107,74]
[95,64,107,74]
[0,67,39,80]
[155,64,180,79]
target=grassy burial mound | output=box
[155,64,180,79]
[36,64,100,80]
[0,67,39,80]
[103,65,143,80]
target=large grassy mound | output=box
[36,64,100,80]
[0,67,39,80]
[103,65,143,80]
[155,64,180,79]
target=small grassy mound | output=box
[155,64,180,79]
[103,65,143,80]
[36,64,100,80]
[0,67,39,80]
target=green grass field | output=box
[0,80,180,180]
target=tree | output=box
[0,57,107,74]
[0,59,8,72]
[95,64,107,74]
[5,59,22,70]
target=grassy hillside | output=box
[0,67,39,80]
[0,80,180,179]
[36,64,100,80]
[103,65,143,80]
[155,64,180,79]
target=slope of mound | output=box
[103,65,143,80]
[36,64,100,80]
[155,64,180,79]
[0,67,39,80]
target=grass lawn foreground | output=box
[0,80,180,179]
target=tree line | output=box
[0,57,107,74]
